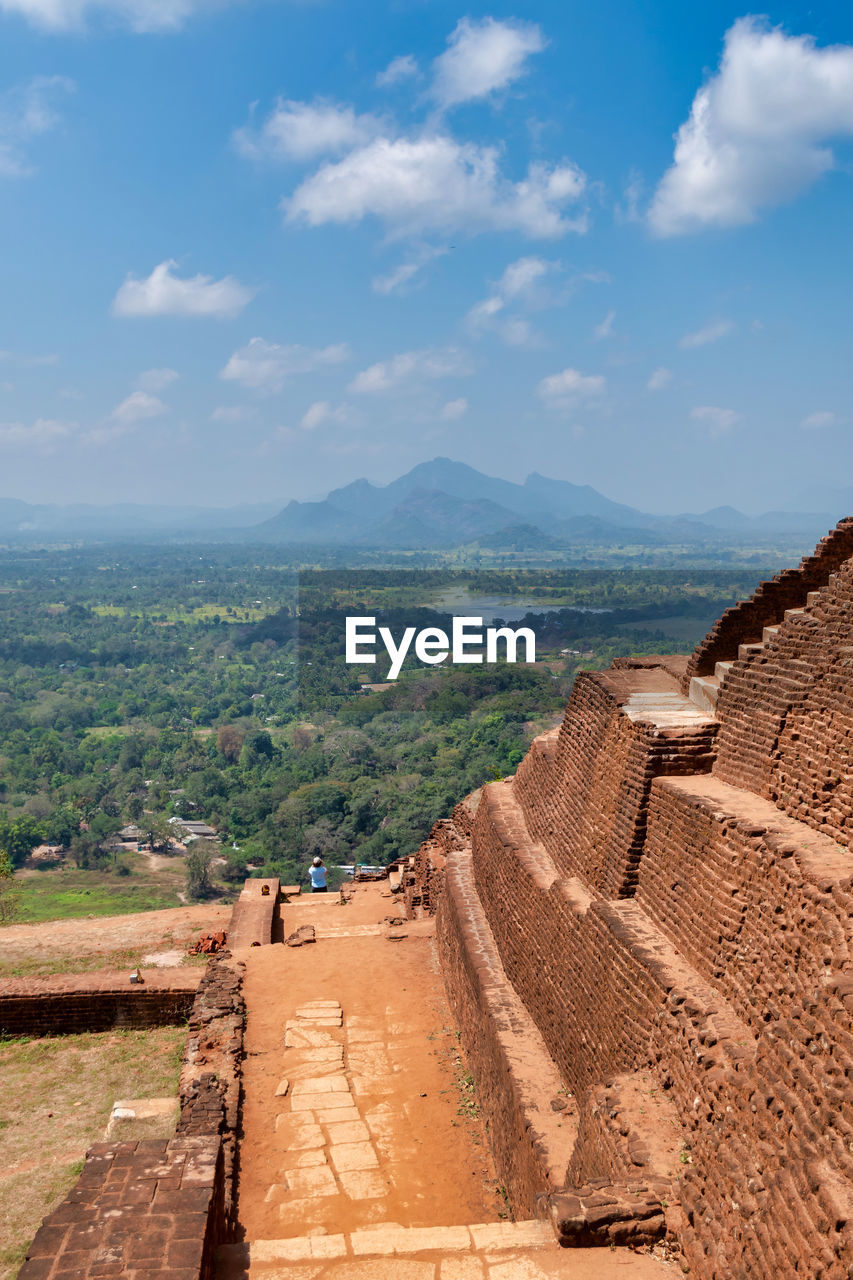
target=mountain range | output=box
[255,458,837,548]
[0,458,844,549]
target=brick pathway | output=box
[218,887,667,1279]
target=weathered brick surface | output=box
[541,1183,666,1248]
[433,521,853,1276]
[226,877,280,948]
[19,954,246,1279]
[713,558,853,848]
[0,970,200,1037]
[178,953,245,1221]
[437,849,575,1213]
[685,515,853,684]
[638,775,853,1276]
[403,795,479,917]
[18,1138,225,1280]
[514,664,717,898]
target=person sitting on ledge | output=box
[309,855,327,893]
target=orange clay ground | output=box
[217,882,670,1279]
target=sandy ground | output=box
[0,903,231,968]
[233,885,502,1240]
[222,885,670,1279]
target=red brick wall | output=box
[436,849,575,1213]
[635,775,853,1275]
[714,560,853,846]
[685,515,853,684]
[18,955,246,1280]
[514,669,716,899]
[227,877,280,948]
[0,971,200,1037]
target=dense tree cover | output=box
[0,547,768,893]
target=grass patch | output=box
[0,948,144,980]
[13,853,236,925]
[15,870,183,923]
[92,603,276,623]
[0,1025,186,1280]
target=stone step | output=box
[762,624,780,644]
[783,607,806,621]
[623,688,716,727]
[807,590,822,606]
[738,641,765,661]
[688,674,720,716]
[218,1220,557,1274]
[714,660,734,682]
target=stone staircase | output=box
[687,605,809,715]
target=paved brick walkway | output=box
[218,887,667,1280]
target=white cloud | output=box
[220,338,351,393]
[112,260,255,319]
[650,18,853,235]
[135,367,178,392]
[432,17,546,109]
[372,244,448,296]
[801,410,836,429]
[376,55,419,89]
[349,346,471,394]
[285,135,587,240]
[0,76,74,178]
[678,319,734,349]
[234,99,384,163]
[500,317,539,347]
[440,397,468,421]
[0,0,233,31]
[301,401,331,431]
[594,310,615,340]
[691,405,739,436]
[111,390,167,425]
[0,417,70,446]
[538,367,606,409]
[497,255,550,298]
[466,255,557,345]
[299,400,353,431]
[647,367,673,391]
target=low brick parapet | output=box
[178,954,245,1222]
[227,878,280,948]
[0,969,201,1036]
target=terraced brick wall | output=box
[714,560,853,843]
[514,668,716,898]
[685,516,853,683]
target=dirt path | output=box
[232,885,502,1240]
[0,903,230,969]
[221,885,669,1280]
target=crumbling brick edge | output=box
[536,1184,667,1249]
[17,952,246,1280]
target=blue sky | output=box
[1,0,853,513]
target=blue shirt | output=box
[309,864,327,888]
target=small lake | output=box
[430,589,612,625]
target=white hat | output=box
[312,856,322,866]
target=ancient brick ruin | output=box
[413,517,853,1277]
[18,521,853,1278]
